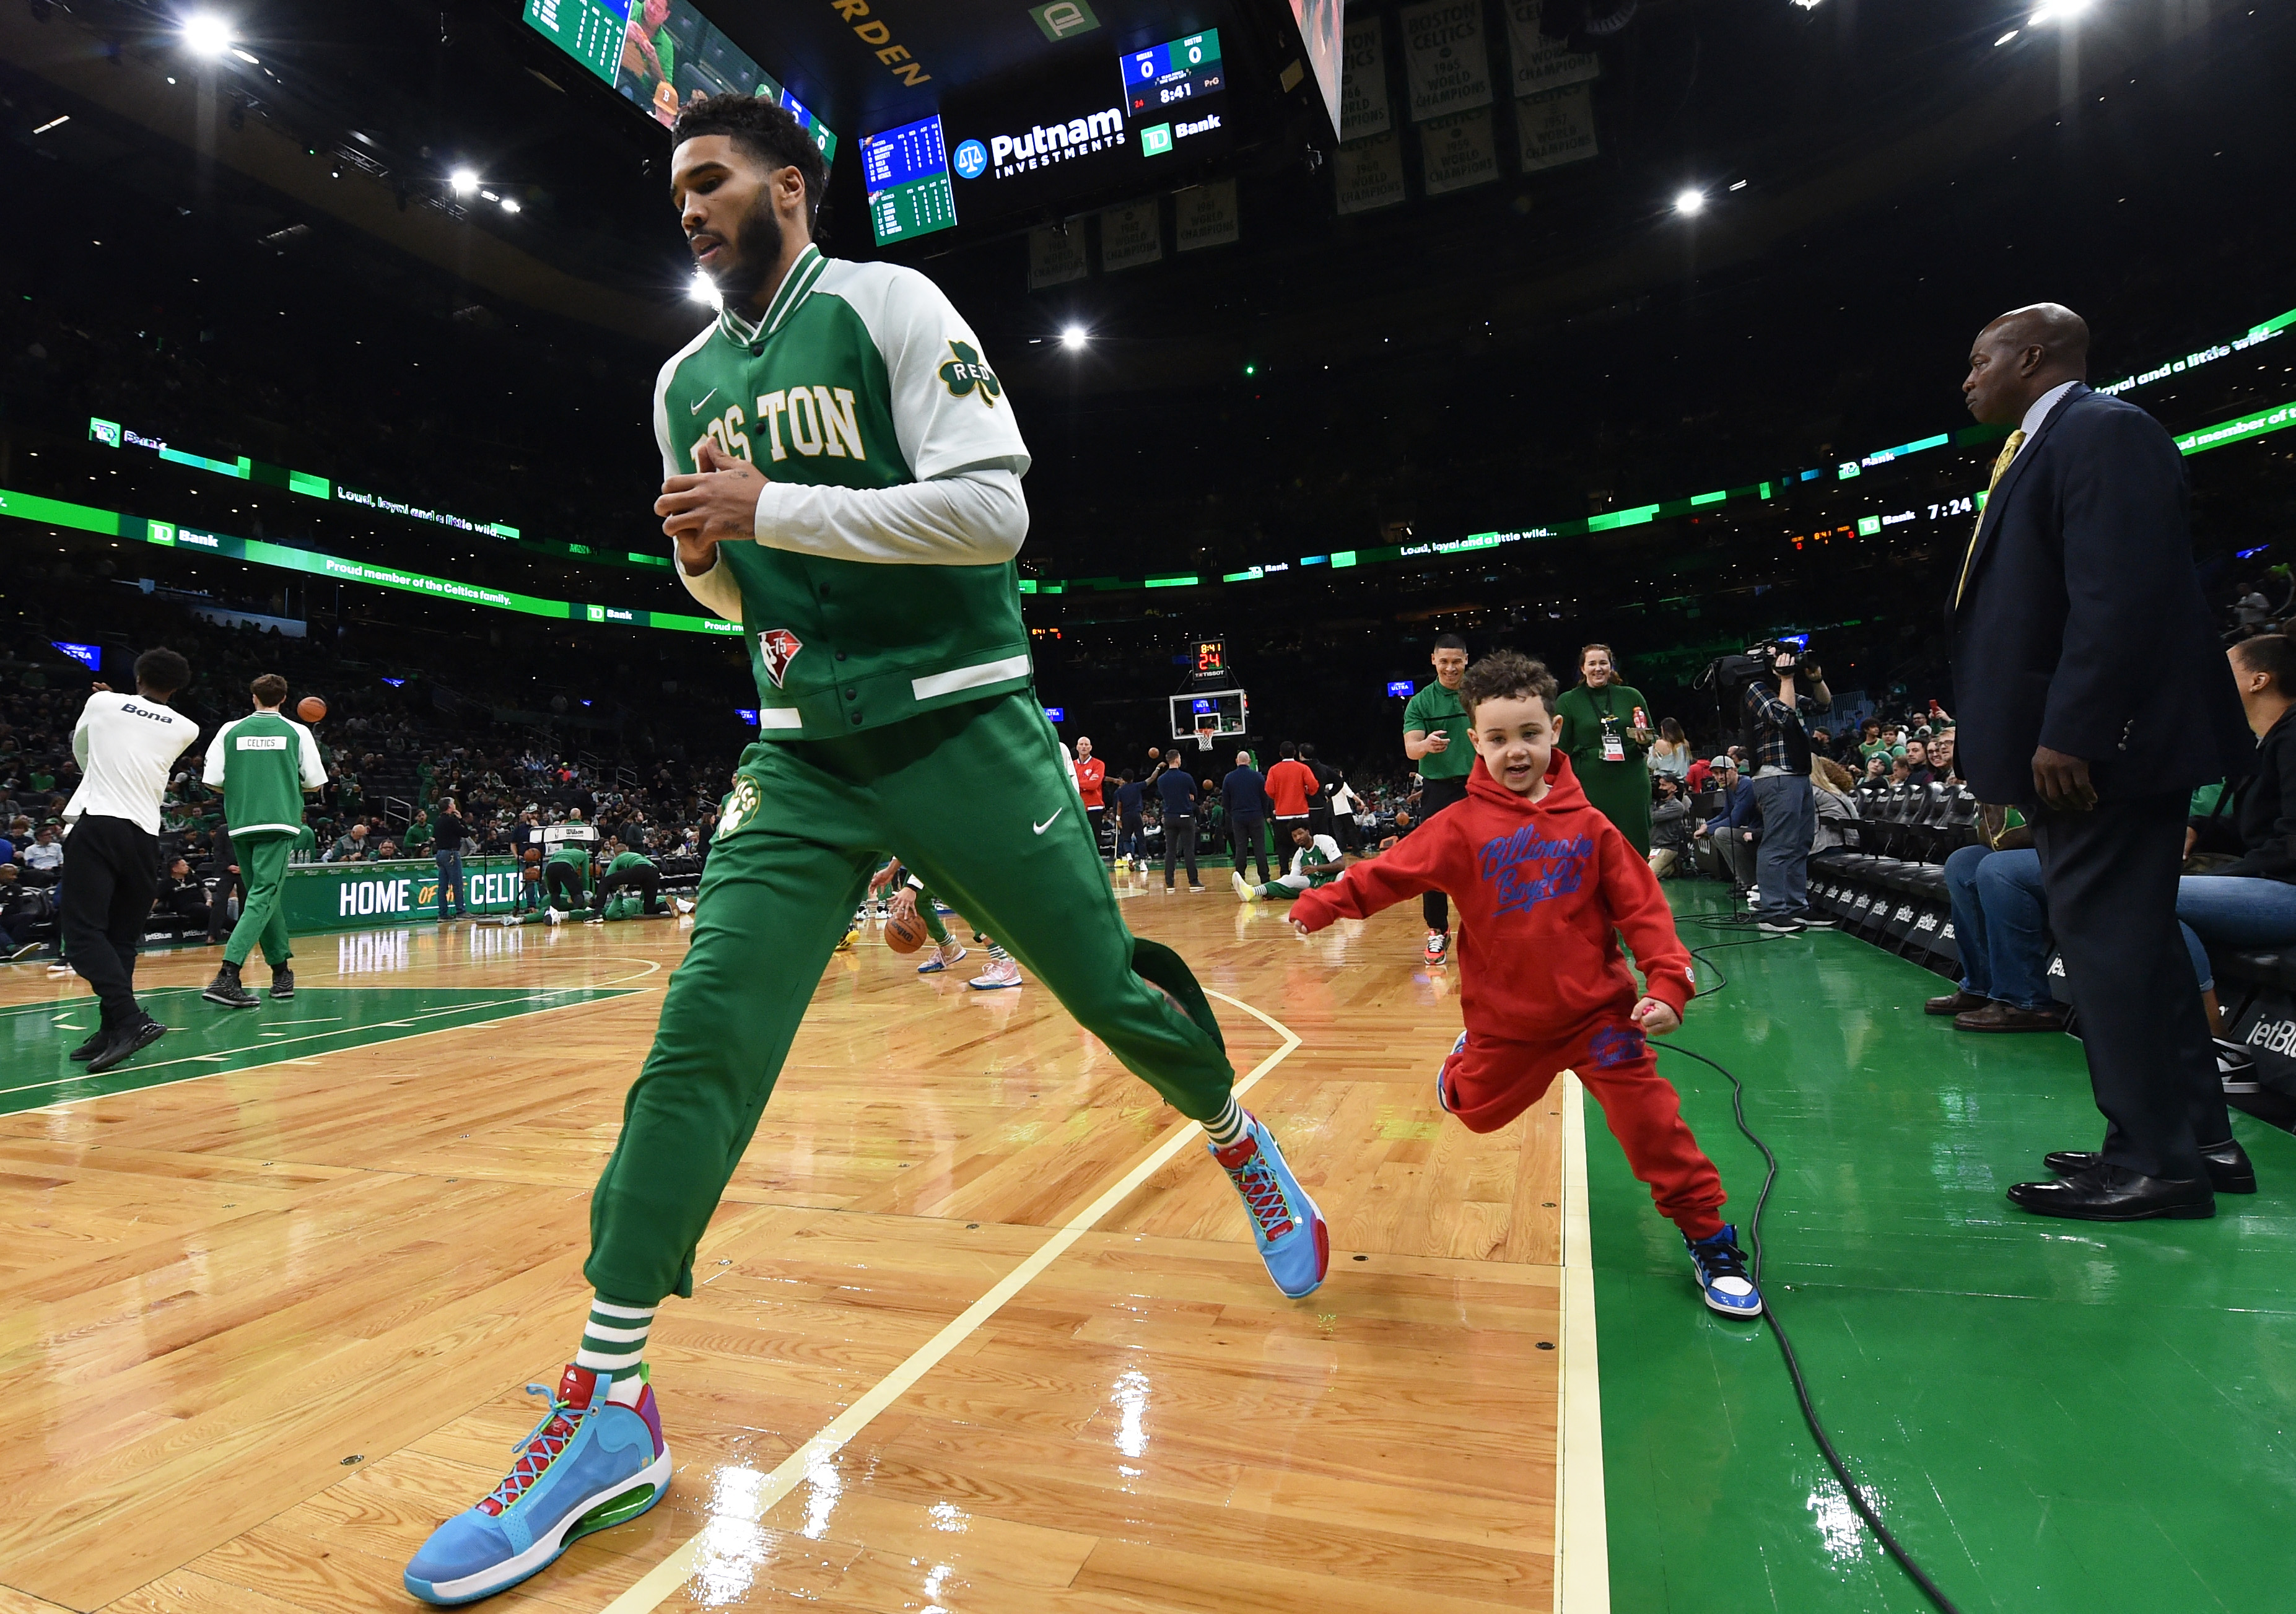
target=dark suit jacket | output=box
[2192,706,2296,882]
[1947,383,2248,805]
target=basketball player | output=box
[587,837,666,919]
[200,673,327,1008]
[60,650,200,1073]
[1403,634,1471,964]
[404,95,1327,1606]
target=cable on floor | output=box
[1638,918,1968,1614]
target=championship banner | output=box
[1504,0,1599,98]
[1175,180,1239,251]
[1401,0,1492,121]
[1099,199,1164,272]
[1340,16,1392,142]
[1517,81,1599,173]
[1334,132,1408,214]
[1421,107,1498,195]
[1027,224,1091,287]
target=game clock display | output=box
[1123,30,1224,118]
[862,115,959,246]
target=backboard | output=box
[1170,689,1249,739]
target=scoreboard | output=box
[522,0,625,84]
[1123,31,1224,121]
[862,115,959,245]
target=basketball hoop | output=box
[1195,724,1216,752]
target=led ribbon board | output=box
[0,488,738,639]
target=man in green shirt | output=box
[404,94,1328,1608]
[541,834,593,919]
[587,837,666,919]
[199,673,327,1007]
[1402,633,1472,966]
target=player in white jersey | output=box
[61,648,201,1072]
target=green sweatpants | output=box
[914,884,951,947]
[585,692,1236,1305]
[222,832,296,970]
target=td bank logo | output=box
[1140,123,1172,156]
[586,604,606,622]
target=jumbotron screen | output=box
[522,0,836,162]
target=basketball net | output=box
[1195,724,1216,752]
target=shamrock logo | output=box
[937,340,1003,407]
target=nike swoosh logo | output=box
[1032,808,1065,835]
[689,387,718,414]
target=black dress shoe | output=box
[2045,1138,2256,1195]
[2007,1163,2214,1221]
[1926,990,1990,1017]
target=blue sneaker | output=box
[915,943,968,975]
[1436,1031,1467,1114]
[1684,1224,1763,1318]
[404,1364,670,1605]
[1210,1114,1329,1299]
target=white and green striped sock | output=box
[1205,1098,1249,1149]
[575,1297,655,1374]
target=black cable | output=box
[1649,927,1967,1614]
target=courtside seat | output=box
[2214,950,2296,993]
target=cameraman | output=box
[1744,643,1833,935]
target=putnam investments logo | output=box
[971,107,1124,180]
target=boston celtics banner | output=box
[1100,199,1163,271]
[1340,16,1393,141]
[1401,0,1492,121]
[1421,107,1498,194]
[1504,0,1599,98]
[1028,224,1090,287]
[1335,132,1408,214]
[282,857,529,933]
[1518,81,1599,172]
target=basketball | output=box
[883,905,928,953]
[297,696,327,723]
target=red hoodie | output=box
[1291,754,1695,1033]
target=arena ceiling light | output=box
[1674,188,1706,216]
[2030,0,2093,22]
[180,12,232,56]
[1061,325,1088,349]
[688,268,722,308]
[448,168,480,196]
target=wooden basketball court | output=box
[0,874,1595,1614]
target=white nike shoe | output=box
[969,957,1023,990]
[1232,870,1259,904]
[673,897,695,915]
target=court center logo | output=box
[717,775,762,842]
[758,628,803,687]
[937,341,1002,407]
[953,139,988,179]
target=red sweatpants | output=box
[1439,1019,1727,1239]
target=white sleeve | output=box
[74,697,98,770]
[750,468,1026,567]
[203,718,232,787]
[294,722,328,788]
[676,550,746,622]
[866,264,1029,484]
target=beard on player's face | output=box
[709,180,798,311]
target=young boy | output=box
[1232,824,1344,903]
[1287,651,1760,1317]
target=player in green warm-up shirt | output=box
[404,94,1329,1608]
[541,836,593,917]
[1401,633,1472,966]
[587,839,667,919]
[199,673,327,1008]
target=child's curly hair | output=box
[1460,650,1560,716]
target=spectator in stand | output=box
[1650,718,1693,786]
[0,822,14,869]
[1930,729,1960,784]
[155,857,212,932]
[1265,742,1319,846]
[1901,739,1938,787]
[1812,757,1860,851]
[24,824,63,879]
[1649,774,1692,879]
[0,865,45,959]
[2236,585,2274,634]
[1685,753,1714,796]
[403,809,435,855]
[1553,644,1655,854]
[2177,635,2296,963]
[434,797,469,921]
[1221,750,1271,886]
[1694,756,1760,896]
[1073,736,1107,860]
[1155,749,1203,892]
[328,822,375,862]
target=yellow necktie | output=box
[1955,429,2026,607]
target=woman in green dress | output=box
[1553,643,1654,854]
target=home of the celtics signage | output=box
[282,858,529,931]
